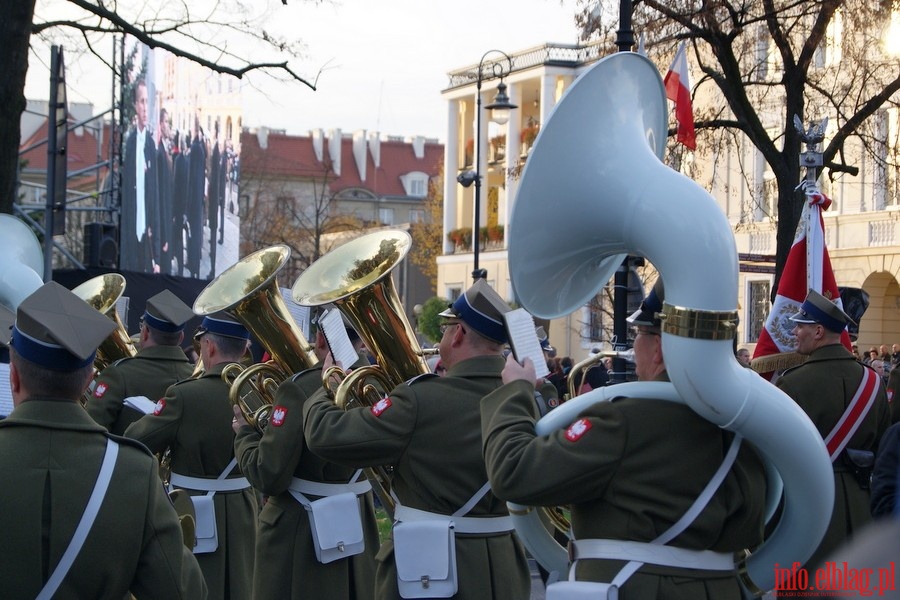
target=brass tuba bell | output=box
[193,244,317,431]
[72,273,137,373]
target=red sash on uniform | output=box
[824,368,879,462]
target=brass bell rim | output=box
[291,229,412,306]
[72,273,126,314]
[193,244,291,315]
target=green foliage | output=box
[418,296,450,344]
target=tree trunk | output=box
[0,0,37,214]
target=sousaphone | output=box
[506,51,832,595]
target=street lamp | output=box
[457,50,517,281]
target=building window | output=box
[379,208,394,225]
[409,209,425,223]
[588,294,605,344]
[814,9,843,68]
[447,286,463,302]
[748,280,771,343]
[400,172,428,197]
[276,196,296,212]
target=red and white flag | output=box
[664,42,696,150]
[751,183,851,379]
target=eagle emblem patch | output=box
[270,405,287,427]
[564,418,592,442]
[371,397,392,417]
[93,383,108,398]
[153,398,166,415]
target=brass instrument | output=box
[72,273,137,372]
[291,229,431,515]
[193,245,317,431]
[565,349,633,399]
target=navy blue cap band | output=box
[793,301,846,333]
[199,316,249,340]
[10,325,95,371]
[449,294,507,344]
[143,311,184,333]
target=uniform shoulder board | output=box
[104,432,154,457]
[169,377,196,388]
[405,372,438,386]
[111,356,135,367]
[780,364,803,377]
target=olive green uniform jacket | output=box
[303,355,531,600]
[776,343,891,569]
[87,344,194,434]
[481,378,767,600]
[0,398,207,599]
[234,363,379,600]
[125,362,258,600]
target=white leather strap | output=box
[37,439,119,600]
[289,476,372,499]
[571,539,734,571]
[394,505,514,535]
[169,473,250,492]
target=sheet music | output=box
[280,287,311,341]
[503,308,550,379]
[123,395,156,415]
[0,363,12,417]
[320,308,359,370]
[116,296,130,331]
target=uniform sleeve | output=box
[124,385,183,455]
[302,382,417,468]
[481,379,627,507]
[85,366,126,430]
[234,380,305,496]
[129,455,208,600]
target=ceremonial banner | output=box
[751,184,851,379]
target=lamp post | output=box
[456,50,517,281]
[611,0,635,382]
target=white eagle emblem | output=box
[271,405,287,427]
[93,383,108,398]
[565,418,592,442]
[371,397,392,417]
[153,398,166,415]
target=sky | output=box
[25,0,583,142]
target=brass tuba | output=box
[505,52,833,595]
[193,244,317,431]
[291,229,431,515]
[72,273,137,373]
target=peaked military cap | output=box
[10,281,116,370]
[438,278,510,343]
[0,303,14,349]
[143,289,194,333]
[789,289,854,333]
[195,311,249,341]
[628,279,664,329]
[536,326,556,355]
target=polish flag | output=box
[664,42,696,150]
[751,184,852,380]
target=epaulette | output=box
[780,364,803,378]
[405,372,438,386]
[104,432,153,457]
